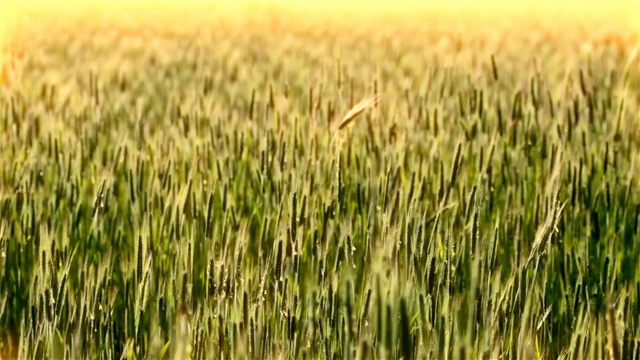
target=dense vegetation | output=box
[0,3,639,359]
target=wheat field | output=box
[0,1,639,359]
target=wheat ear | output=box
[329,95,380,148]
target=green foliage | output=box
[0,13,639,359]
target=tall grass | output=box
[0,4,639,359]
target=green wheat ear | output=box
[330,95,380,151]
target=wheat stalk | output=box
[607,295,621,360]
[329,95,380,149]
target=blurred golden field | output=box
[1,0,638,91]
[0,0,638,55]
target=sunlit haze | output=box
[0,0,638,80]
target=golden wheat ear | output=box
[329,95,380,148]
